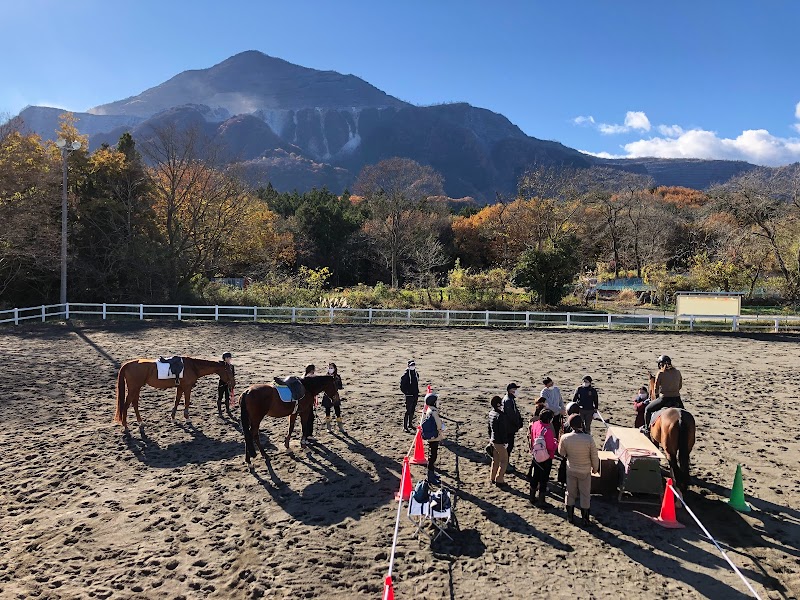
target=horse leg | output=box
[252,414,268,463]
[183,388,191,420]
[286,413,297,450]
[171,388,181,420]
[131,390,143,426]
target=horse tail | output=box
[678,410,694,487]
[114,362,127,424]
[240,389,255,458]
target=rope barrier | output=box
[384,459,407,599]
[667,482,764,600]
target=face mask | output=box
[409,366,415,371]
[638,393,648,400]
[328,368,334,375]
[583,382,590,388]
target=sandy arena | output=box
[0,321,798,599]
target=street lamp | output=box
[55,137,82,306]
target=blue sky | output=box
[2,0,799,164]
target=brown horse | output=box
[648,374,696,491]
[114,357,235,429]
[240,376,341,466]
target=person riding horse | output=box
[641,355,684,437]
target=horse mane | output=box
[185,357,223,368]
[301,375,333,385]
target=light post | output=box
[55,137,81,306]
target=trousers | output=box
[566,471,592,509]
[644,396,683,428]
[490,443,508,483]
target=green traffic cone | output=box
[727,464,751,513]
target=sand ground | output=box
[0,321,798,599]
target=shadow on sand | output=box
[247,429,401,526]
[124,420,242,468]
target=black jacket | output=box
[573,385,598,410]
[400,370,419,397]
[488,409,510,445]
[502,393,524,433]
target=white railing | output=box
[2,303,800,332]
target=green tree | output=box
[512,237,579,305]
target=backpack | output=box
[412,480,430,504]
[531,424,550,463]
[421,413,439,441]
[430,489,451,512]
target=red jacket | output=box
[530,420,558,460]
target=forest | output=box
[1,114,799,311]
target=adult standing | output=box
[643,355,683,433]
[502,383,524,472]
[540,377,566,437]
[572,375,599,435]
[216,352,236,417]
[421,392,445,484]
[529,409,558,507]
[303,364,317,441]
[488,395,510,487]
[400,359,420,433]
[558,414,599,525]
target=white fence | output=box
[1,303,800,332]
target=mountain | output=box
[15,51,759,199]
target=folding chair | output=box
[428,491,453,541]
[407,495,430,536]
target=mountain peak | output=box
[89,50,406,118]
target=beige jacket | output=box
[558,431,599,476]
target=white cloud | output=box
[579,149,625,159]
[579,102,800,166]
[621,128,800,166]
[597,123,628,135]
[657,124,684,138]
[595,110,651,135]
[623,111,651,132]
[573,115,595,126]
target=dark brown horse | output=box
[648,374,696,491]
[114,357,235,429]
[240,376,341,465]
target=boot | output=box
[336,417,344,431]
[581,508,591,526]
[567,505,575,524]
[538,491,549,508]
[325,416,332,432]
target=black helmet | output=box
[222,352,232,360]
[657,355,671,367]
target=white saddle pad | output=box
[157,362,184,380]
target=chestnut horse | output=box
[240,376,341,465]
[648,374,696,491]
[114,358,235,429]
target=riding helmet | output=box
[222,352,232,360]
[657,354,671,366]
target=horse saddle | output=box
[157,356,184,381]
[273,376,305,402]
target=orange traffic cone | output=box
[409,427,428,466]
[648,478,685,528]
[395,457,413,501]
[383,575,395,600]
